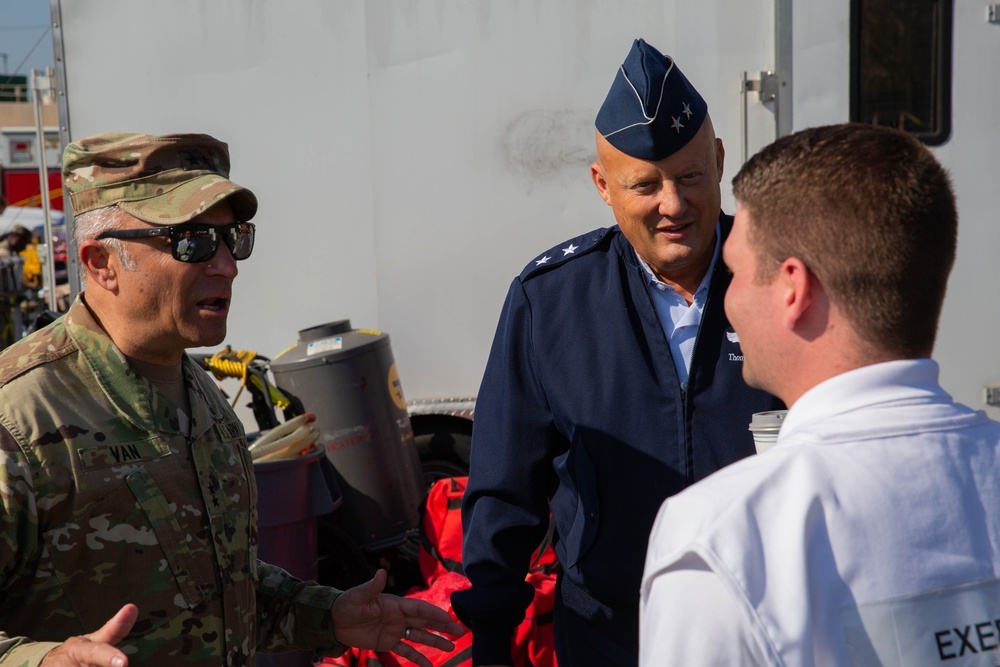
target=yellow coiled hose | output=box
[203,347,314,462]
[202,346,291,412]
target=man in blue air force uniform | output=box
[452,39,784,666]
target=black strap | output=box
[528,516,557,572]
[418,476,466,575]
[440,645,473,667]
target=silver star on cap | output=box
[562,243,578,256]
[682,102,693,119]
[535,255,551,266]
[671,116,684,133]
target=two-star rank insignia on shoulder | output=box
[520,227,614,280]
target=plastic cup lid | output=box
[748,410,788,431]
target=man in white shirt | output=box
[639,123,1000,666]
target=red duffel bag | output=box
[322,476,558,667]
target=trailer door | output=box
[790,0,1000,415]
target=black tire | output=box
[316,516,375,590]
[420,458,470,487]
[411,414,472,474]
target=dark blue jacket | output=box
[452,220,783,665]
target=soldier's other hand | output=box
[39,603,137,666]
[331,568,466,667]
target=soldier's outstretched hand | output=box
[39,603,137,666]
[331,568,466,667]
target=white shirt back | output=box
[640,360,1000,666]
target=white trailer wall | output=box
[54,0,774,414]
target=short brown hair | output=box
[732,123,956,358]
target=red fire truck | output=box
[0,128,63,211]
[0,167,62,211]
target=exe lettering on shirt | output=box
[934,618,1000,661]
[842,578,1000,667]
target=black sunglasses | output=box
[97,221,256,263]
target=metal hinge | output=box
[743,70,779,102]
[984,385,1000,406]
[740,70,779,165]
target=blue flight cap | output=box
[595,39,708,161]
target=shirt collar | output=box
[66,294,227,437]
[634,221,721,304]
[779,359,949,441]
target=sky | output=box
[0,0,55,81]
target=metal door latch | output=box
[989,5,1000,23]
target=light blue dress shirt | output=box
[635,223,721,389]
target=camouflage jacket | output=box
[0,296,345,665]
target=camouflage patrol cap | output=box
[62,132,258,224]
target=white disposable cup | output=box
[748,410,788,454]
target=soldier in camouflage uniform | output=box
[0,133,464,667]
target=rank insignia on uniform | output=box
[520,228,614,281]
